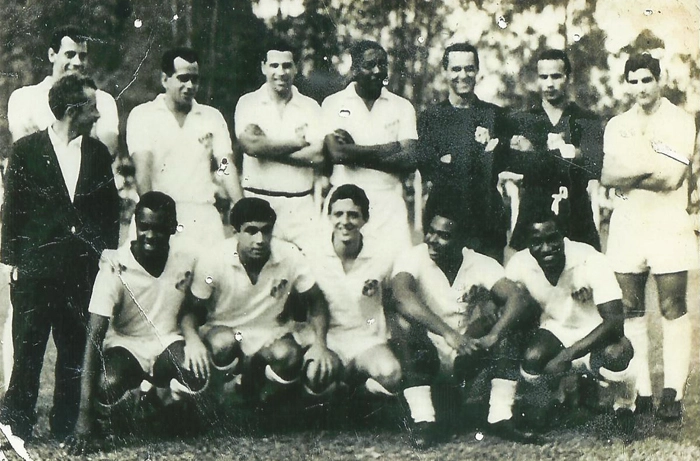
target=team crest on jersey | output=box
[198,132,214,155]
[175,271,194,292]
[362,279,379,297]
[270,279,289,298]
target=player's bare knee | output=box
[369,357,402,390]
[621,297,645,319]
[659,295,687,320]
[599,337,634,372]
[262,337,303,378]
[522,346,549,375]
[97,372,133,406]
[205,327,240,367]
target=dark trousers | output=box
[0,275,92,439]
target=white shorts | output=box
[323,183,412,256]
[326,328,389,366]
[540,320,599,371]
[607,207,699,274]
[244,190,320,250]
[200,322,292,357]
[104,333,183,374]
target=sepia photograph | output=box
[0,0,698,459]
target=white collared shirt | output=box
[48,126,82,202]
[321,82,418,191]
[392,243,505,332]
[8,76,118,145]
[126,94,233,204]
[505,239,621,331]
[235,84,323,193]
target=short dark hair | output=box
[536,49,571,76]
[263,38,298,63]
[230,197,277,231]
[328,184,370,221]
[48,74,97,119]
[350,40,386,71]
[624,53,660,82]
[135,191,178,234]
[161,47,199,76]
[49,25,88,53]
[519,195,564,241]
[423,189,472,239]
[442,42,479,70]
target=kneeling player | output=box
[306,185,401,397]
[391,194,538,448]
[506,206,636,436]
[182,198,339,405]
[66,192,208,454]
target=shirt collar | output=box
[154,93,204,115]
[343,82,391,103]
[48,125,83,151]
[322,232,375,260]
[228,237,282,268]
[257,83,305,107]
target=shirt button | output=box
[70,226,76,234]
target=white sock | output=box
[403,386,435,423]
[264,364,298,385]
[487,379,517,424]
[624,316,651,397]
[364,378,395,396]
[662,314,691,400]
[599,366,636,412]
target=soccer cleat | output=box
[611,408,636,443]
[657,388,682,421]
[489,419,543,445]
[405,420,439,450]
[634,395,654,415]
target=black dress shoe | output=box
[489,419,543,444]
[657,388,682,421]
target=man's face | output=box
[237,220,274,263]
[446,51,477,99]
[49,36,88,78]
[355,48,388,99]
[162,57,200,109]
[424,215,461,264]
[627,68,661,110]
[329,198,366,245]
[262,50,296,96]
[70,87,100,136]
[135,208,173,257]
[537,59,568,104]
[528,221,566,273]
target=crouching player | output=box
[181,198,340,405]
[507,206,637,437]
[305,185,402,399]
[65,192,208,455]
[390,194,538,448]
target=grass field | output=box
[0,241,699,460]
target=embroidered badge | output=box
[175,271,194,291]
[270,279,289,298]
[362,279,379,297]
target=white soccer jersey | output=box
[506,239,621,333]
[88,244,196,371]
[191,237,315,355]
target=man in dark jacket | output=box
[0,74,120,441]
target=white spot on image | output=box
[382,78,389,86]
[497,16,507,29]
[234,331,243,342]
[176,224,184,233]
[573,34,581,42]
[475,431,484,441]
[339,109,351,117]
[417,36,425,44]
[205,276,213,284]
[367,318,375,326]
[644,9,653,16]
[173,14,179,20]
[134,19,143,28]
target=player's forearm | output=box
[132,151,154,196]
[77,317,109,423]
[488,280,536,339]
[219,162,243,203]
[392,273,456,339]
[239,131,307,159]
[562,319,621,363]
[285,142,325,168]
[307,299,330,347]
[331,140,417,174]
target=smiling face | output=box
[424,215,461,265]
[445,50,478,99]
[262,50,296,97]
[135,207,174,259]
[354,48,388,100]
[162,57,200,110]
[49,36,88,79]
[330,198,366,245]
[537,59,568,105]
[626,68,661,111]
[528,220,566,275]
[237,220,274,264]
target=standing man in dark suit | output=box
[0,74,120,441]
